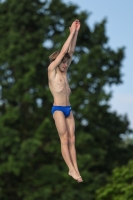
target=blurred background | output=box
[0,0,133,200]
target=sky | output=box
[63,0,133,129]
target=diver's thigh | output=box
[66,111,75,136]
[53,111,68,136]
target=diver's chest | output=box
[56,75,69,86]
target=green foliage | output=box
[96,160,133,200]
[0,0,133,199]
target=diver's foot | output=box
[68,170,83,183]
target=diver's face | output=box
[58,60,69,72]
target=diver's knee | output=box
[60,132,69,145]
[68,135,75,145]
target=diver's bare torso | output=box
[48,68,71,106]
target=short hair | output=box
[49,51,60,63]
[49,51,70,63]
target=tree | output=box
[96,160,133,200]
[0,0,133,199]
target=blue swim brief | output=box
[51,105,72,118]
